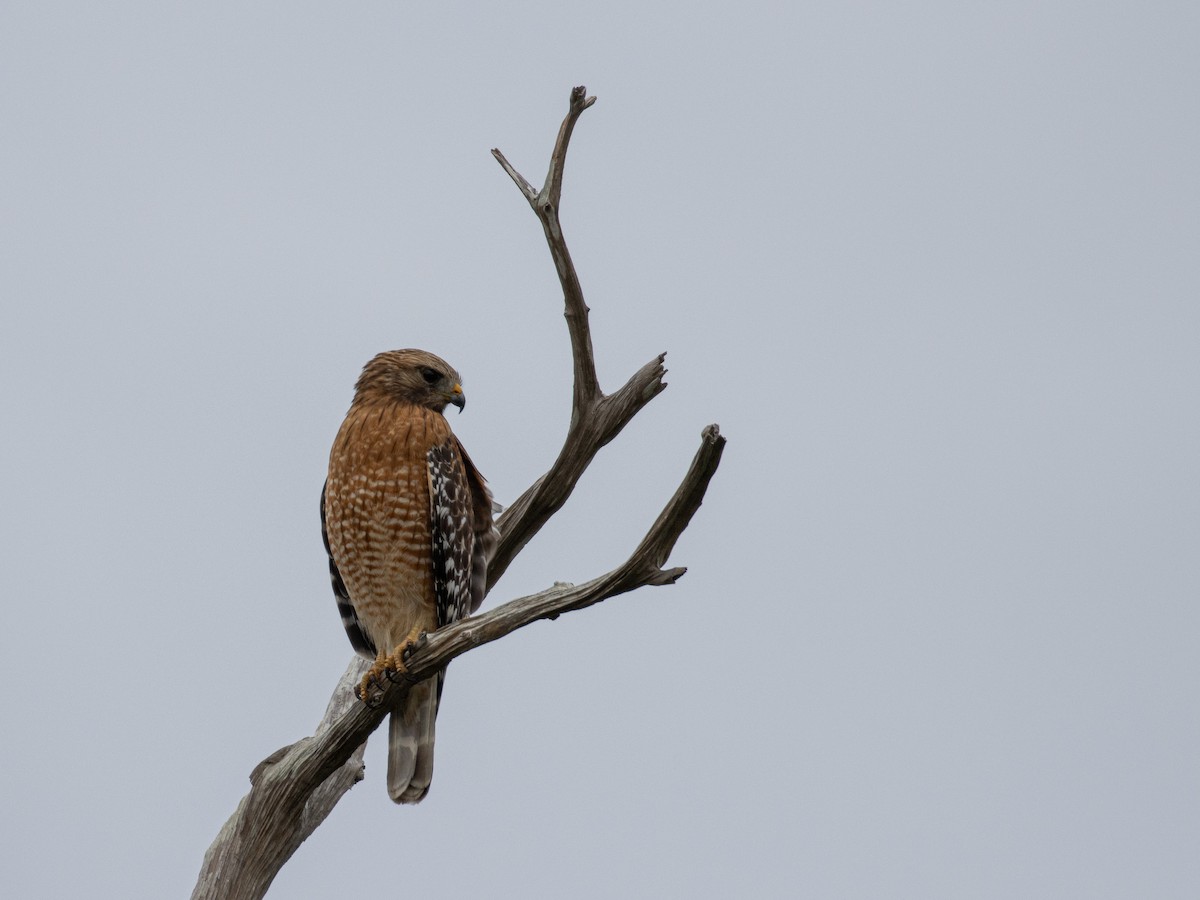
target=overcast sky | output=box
[3,3,1198,898]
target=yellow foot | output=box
[355,652,391,705]
[383,623,428,680]
[354,625,427,704]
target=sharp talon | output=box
[355,681,376,706]
[403,633,428,659]
[357,650,398,706]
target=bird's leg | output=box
[383,624,427,681]
[356,650,392,706]
[354,625,427,704]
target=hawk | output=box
[321,349,496,803]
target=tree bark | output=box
[191,85,725,900]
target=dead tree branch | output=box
[191,429,723,900]
[488,86,669,589]
[191,85,725,900]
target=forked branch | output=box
[492,86,599,417]
[191,427,724,900]
[488,86,669,589]
[191,86,725,900]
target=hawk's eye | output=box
[419,367,441,385]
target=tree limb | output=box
[191,85,725,900]
[190,426,723,900]
[489,86,669,590]
[191,662,368,900]
[493,85,599,416]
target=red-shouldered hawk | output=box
[321,349,496,803]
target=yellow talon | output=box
[356,626,427,702]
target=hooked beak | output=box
[448,383,465,412]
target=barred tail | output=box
[387,678,438,804]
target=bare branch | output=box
[629,424,725,583]
[193,85,725,900]
[190,426,725,900]
[492,85,601,420]
[488,351,668,589]
[190,661,368,900]
[491,150,536,204]
[487,86,672,590]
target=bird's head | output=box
[353,349,466,413]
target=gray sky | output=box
[3,2,1198,898]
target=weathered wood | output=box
[191,662,368,900]
[488,87,670,590]
[191,85,725,900]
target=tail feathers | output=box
[387,678,438,804]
